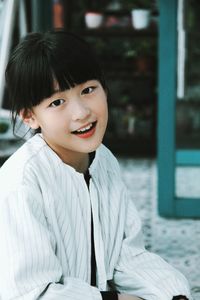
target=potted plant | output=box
[123,0,152,29]
[134,40,156,73]
[85,11,104,28]
[84,1,104,28]
[124,40,156,74]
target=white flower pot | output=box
[85,12,103,29]
[131,9,150,29]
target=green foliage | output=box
[124,40,156,58]
[86,37,156,61]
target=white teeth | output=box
[77,123,92,133]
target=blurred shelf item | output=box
[74,27,157,38]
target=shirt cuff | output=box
[100,291,118,300]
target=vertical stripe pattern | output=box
[0,134,192,300]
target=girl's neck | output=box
[63,152,89,173]
[41,135,90,173]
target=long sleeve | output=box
[0,186,101,300]
[113,191,192,300]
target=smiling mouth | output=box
[72,121,97,135]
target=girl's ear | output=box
[19,109,40,129]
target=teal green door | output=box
[158,0,200,218]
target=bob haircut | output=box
[5,30,107,132]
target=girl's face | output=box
[24,80,108,166]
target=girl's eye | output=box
[82,86,96,95]
[49,99,65,107]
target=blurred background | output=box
[0,0,200,299]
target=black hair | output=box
[5,30,107,133]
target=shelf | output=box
[103,9,159,16]
[103,9,131,16]
[73,27,157,38]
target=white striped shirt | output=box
[0,134,191,300]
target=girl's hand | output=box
[118,294,143,300]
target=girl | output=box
[0,31,191,300]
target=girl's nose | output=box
[71,98,91,121]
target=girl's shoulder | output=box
[0,134,50,193]
[92,144,121,175]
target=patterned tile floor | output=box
[118,157,200,300]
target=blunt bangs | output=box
[6,31,106,115]
[49,31,106,92]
